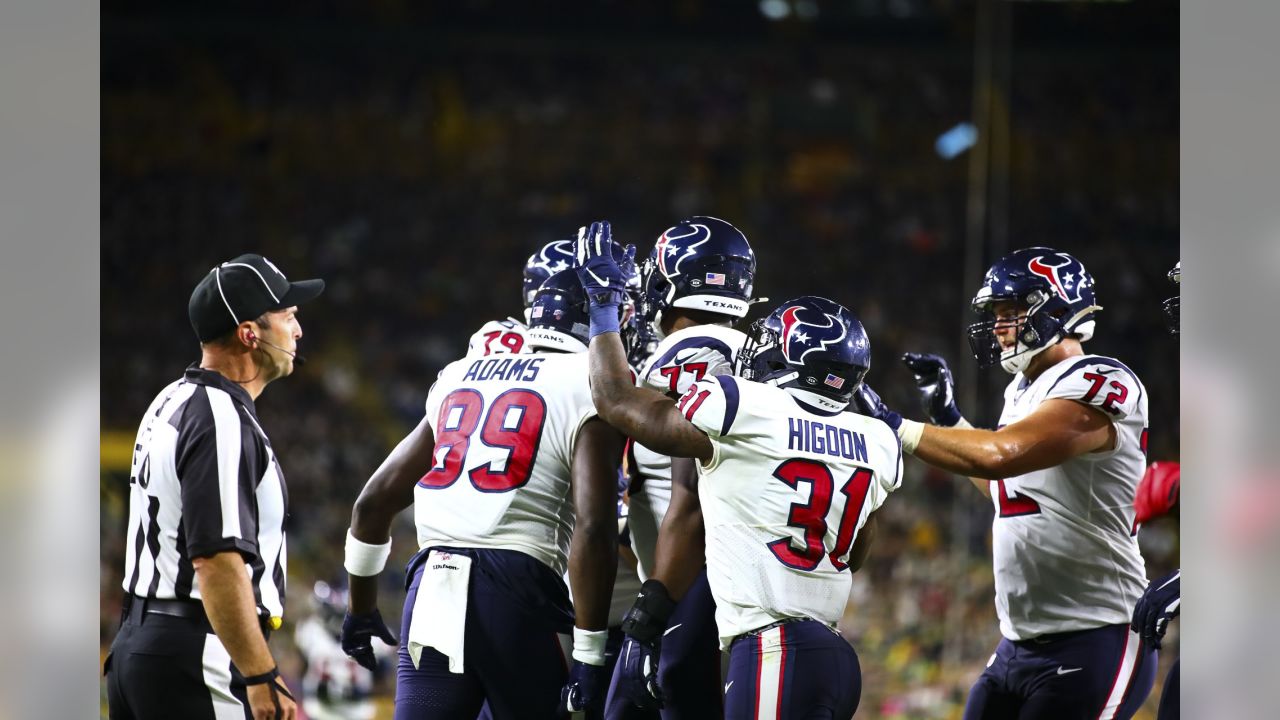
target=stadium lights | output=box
[936,122,978,159]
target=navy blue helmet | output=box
[966,247,1102,374]
[639,216,757,334]
[738,296,870,411]
[622,311,659,368]
[1164,261,1180,334]
[526,269,591,353]
[523,239,576,309]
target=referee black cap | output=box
[189,253,325,342]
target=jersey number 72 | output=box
[768,458,875,572]
[419,388,546,493]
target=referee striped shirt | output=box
[121,365,289,620]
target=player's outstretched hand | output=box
[1131,569,1180,649]
[615,635,664,710]
[558,660,608,719]
[340,609,398,672]
[851,382,903,432]
[901,352,964,426]
[573,221,633,308]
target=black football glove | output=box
[901,352,964,426]
[616,579,677,709]
[558,660,608,718]
[1131,569,1180,649]
[340,609,398,671]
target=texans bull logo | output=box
[530,239,574,275]
[653,223,711,278]
[779,305,847,363]
[1027,254,1086,303]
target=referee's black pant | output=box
[106,596,261,720]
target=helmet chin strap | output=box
[999,304,1104,375]
[1000,338,1055,375]
[785,387,848,413]
[762,370,799,387]
[649,283,678,341]
[650,310,667,341]
[761,371,848,412]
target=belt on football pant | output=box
[123,594,279,638]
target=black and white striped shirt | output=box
[121,365,289,620]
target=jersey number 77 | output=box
[419,388,547,493]
[768,459,874,572]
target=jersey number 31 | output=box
[769,458,874,572]
[419,388,546,493]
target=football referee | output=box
[105,253,324,720]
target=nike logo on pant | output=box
[1056,666,1083,675]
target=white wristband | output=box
[898,419,924,455]
[344,530,391,577]
[953,416,974,430]
[572,628,608,666]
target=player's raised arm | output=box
[574,221,714,463]
[340,412,436,669]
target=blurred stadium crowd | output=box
[101,3,1177,717]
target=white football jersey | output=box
[680,375,902,648]
[417,351,597,576]
[628,324,747,579]
[990,353,1149,640]
[465,317,529,357]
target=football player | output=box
[339,267,630,719]
[607,215,760,720]
[293,581,387,720]
[465,238,575,357]
[1130,261,1181,720]
[856,247,1158,719]
[577,222,900,720]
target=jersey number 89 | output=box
[419,388,547,493]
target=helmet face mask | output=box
[966,247,1101,375]
[638,252,674,333]
[738,318,789,384]
[967,291,1066,374]
[621,308,659,368]
[1163,261,1180,334]
[737,297,870,411]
